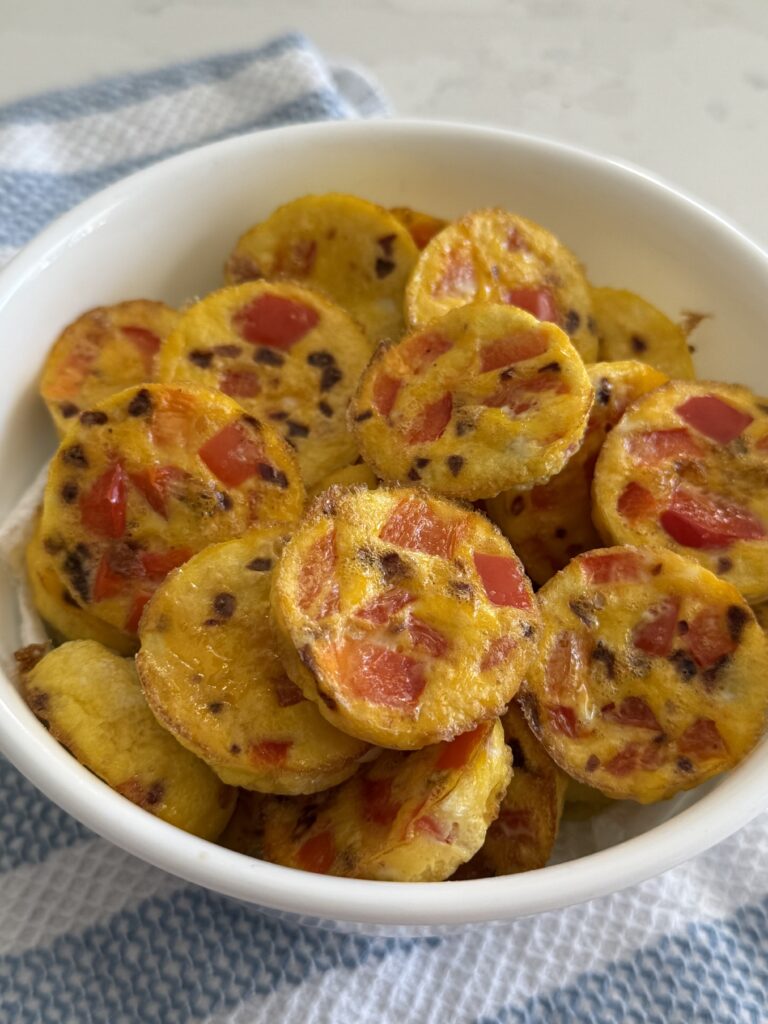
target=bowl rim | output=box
[2,116,768,927]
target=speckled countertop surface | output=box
[3,0,767,240]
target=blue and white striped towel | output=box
[1,34,767,1024]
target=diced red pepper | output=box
[219,369,262,399]
[129,465,187,518]
[231,293,319,349]
[356,588,414,624]
[44,345,95,399]
[660,490,766,549]
[335,640,426,709]
[617,481,655,523]
[360,777,399,827]
[547,704,579,738]
[379,496,459,558]
[150,389,203,449]
[80,463,128,539]
[676,395,753,444]
[435,723,487,771]
[473,552,532,608]
[413,815,455,843]
[121,325,161,371]
[404,393,452,443]
[479,332,548,373]
[140,548,192,579]
[625,428,704,465]
[484,370,566,413]
[756,433,768,452]
[602,696,661,731]
[275,239,317,279]
[678,718,727,760]
[296,830,336,874]
[687,607,736,668]
[298,529,340,618]
[92,552,130,602]
[125,592,152,634]
[401,331,452,372]
[580,550,644,584]
[408,617,450,658]
[249,740,293,765]
[198,421,265,487]
[480,635,517,670]
[493,808,536,841]
[433,249,477,297]
[372,372,402,416]
[545,631,587,701]
[632,597,680,657]
[501,286,559,324]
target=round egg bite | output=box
[271,486,540,750]
[158,282,373,488]
[485,360,667,585]
[307,460,379,501]
[591,287,695,380]
[520,546,768,803]
[22,641,235,840]
[222,718,511,882]
[40,300,179,434]
[26,515,137,655]
[389,206,447,250]
[137,526,371,795]
[454,701,567,878]
[593,380,768,603]
[40,383,304,636]
[225,193,419,343]
[350,303,593,500]
[405,208,598,361]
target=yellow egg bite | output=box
[520,546,768,803]
[350,304,593,500]
[405,208,598,361]
[455,701,567,877]
[158,282,373,488]
[39,300,179,434]
[137,526,371,795]
[389,206,448,250]
[223,718,511,882]
[40,383,304,636]
[22,640,235,840]
[271,486,540,750]
[593,380,768,603]
[26,515,137,655]
[307,460,379,501]
[591,287,695,380]
[485,360,667,585]
[225,193,419,342]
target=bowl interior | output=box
[1,120,767,927]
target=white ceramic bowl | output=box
[2,119,768,935]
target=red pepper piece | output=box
[125,592,152,634]
[676,394,753,444]
[360,777,400,827]
[547,704,579,738]
[617,481,656,523]
[335,640,426,709]
[501,286,559,324]
[433,249,476,297]
[372,372,402,416]
[484,370,566,413]
[140,548,192,579]
[404,393,452,443]
[198,421,264,487]
[408,617,450,658]
[493,808,536,841]
[121,326,161,371]
[480,635,517,670]
[479,332,548,373]
[473,552,532,608]
[379,496,459,558]
[687,607,736,668]
[435,723,488,771]
[296,830,336,874]
[678,718,727,760]
[249,740,293,765]
[219,369,262,399]
[92,552,130,602]
[625,428,704,465]
[355,588,414,625]
[602,696,661,731]
[298,529,340,618]
[660,490,766,549]
[401,331,452,372]
[231,293,319,349]
[632,597,680,657]
[580,550,645,584]
[545,631,587,701]
[80,464,128,539]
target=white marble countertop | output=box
[2,0,767,245]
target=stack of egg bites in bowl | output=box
[19,193,768,883]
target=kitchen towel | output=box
[1,33,767,1024]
